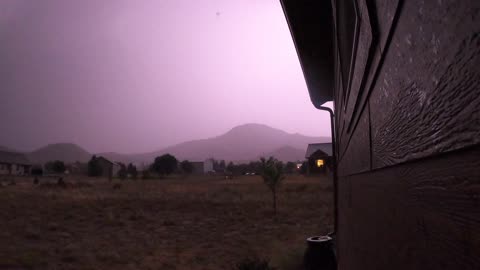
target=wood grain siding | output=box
[338,102,371,176]
[369,0,480,169]
[337,146,480,270]
[334,0,403,161]
[339,0,401,140]
[282,1,480,268]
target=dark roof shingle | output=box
[0,151,32,165]
[305,143,332,158]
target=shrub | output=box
[299,162,307,175]
[152,154,178,176]
[284,162,296,174]
[180,160,194,174]
[31,166,43,176]
[259,157,285,216]
[117,163,127,180]
[127,163,138,179]
[45,160,66,174]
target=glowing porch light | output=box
[316,159,324,167]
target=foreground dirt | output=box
[0,175,333,270]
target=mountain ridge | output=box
[28,143,92,164]
[102,123,329,163]
[5,124,330,164]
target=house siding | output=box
[331,1,480,269]
[96,157,121,179]
[0,163,9,175]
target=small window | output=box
[316,159,324,167]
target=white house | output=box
[0,151,32,176]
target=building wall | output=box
[112,164,121,177]
[333,1,480,269]
[0,163,9,175]
[96,158,113,178]
[307,152,330,175]
[0,163,29,176]
[204,159,214,173]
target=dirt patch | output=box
[0,175,333,270]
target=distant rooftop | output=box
[0,151,32,165]
[97,156,120,166]
[305,143,332,158]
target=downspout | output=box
[304,105,338,270]
[317,106,337,240]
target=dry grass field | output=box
[0,175,333,270]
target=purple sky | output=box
[0,0,331,154]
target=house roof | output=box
[280,0,334,108]
[190,161,204,165]
[97,156,120,166]
[305,143,332,158]
[0,151,32,165]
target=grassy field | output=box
[0,175,333,270]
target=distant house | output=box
[96,156,121,180]
[0,151,32,176]
[190,159,216,175]
[305,143,332,175]
[204,159,214,173]
[69,161,88,175]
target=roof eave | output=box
[280,0,335,107]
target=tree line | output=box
[34,154,291,216]
[36,153,304,181]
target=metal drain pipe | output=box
[303,105,338,270]
[317,106,337,239]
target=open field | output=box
[0,175,333,270]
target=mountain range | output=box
[5,124,329,164]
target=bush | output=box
[151,154,178,176]
[44,160,66,174]
[31,166,43,176]
[259,157,285,216]
[284,162,296,174]
[117,163,127,180]
[299,162,307,175]
[180,160,194,174]
[127,163,138,179]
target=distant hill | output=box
[18,124,330,165]
[0,146,14,152]
[261,146,306,162]
[28,143,92,164]
[95,152,134,165]
[129,123,329,163]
